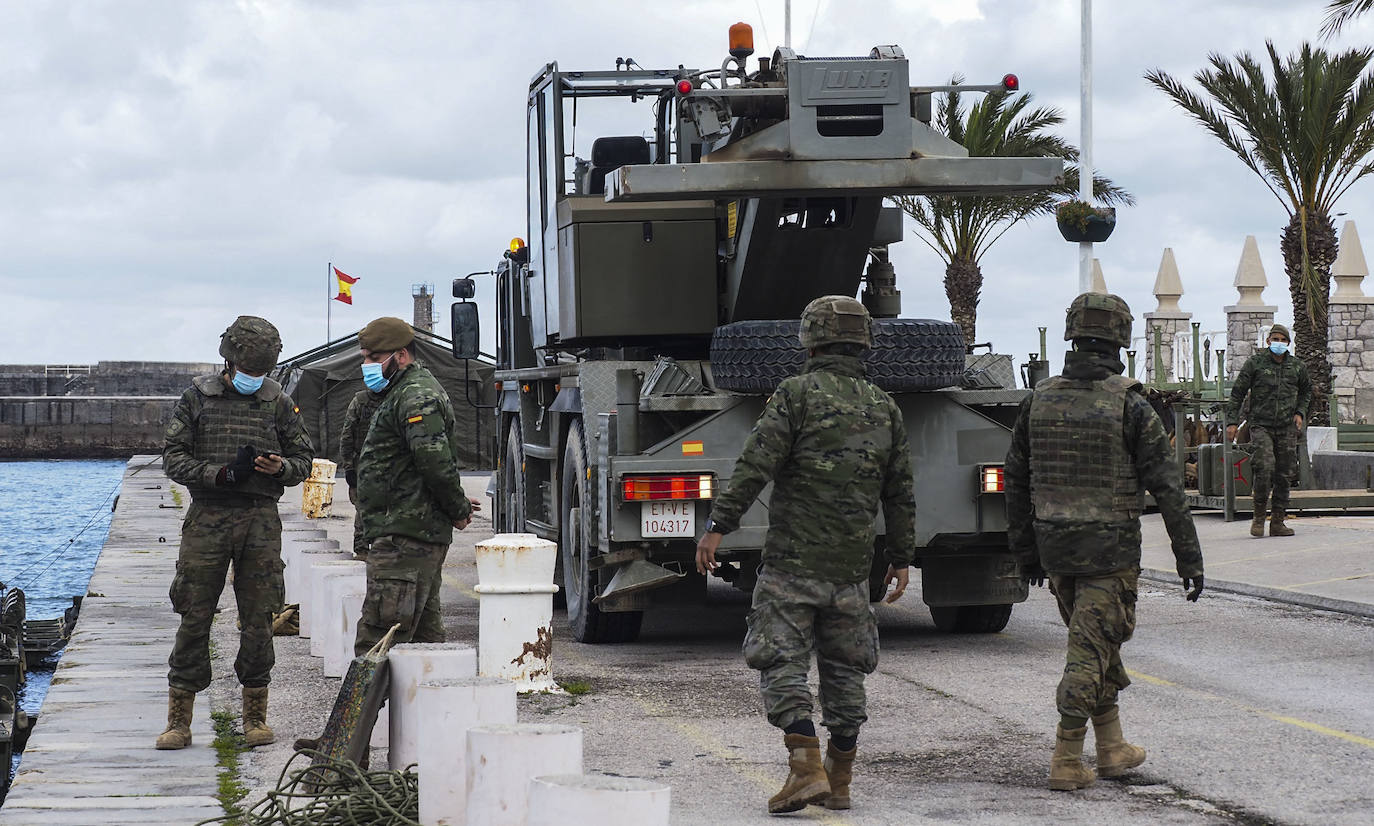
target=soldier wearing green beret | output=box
[1005,293,1204,791]
[158,316,314,751]
[352,317,481,655]
[1225,323,1311,537]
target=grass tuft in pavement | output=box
[211,710,249,817]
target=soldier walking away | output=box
[352,317,481,655]
[1006,293,1205,791]
[1225,324,1311,537]
[339,386,385,558]
[158,316,314,750]
[696,296,916,815]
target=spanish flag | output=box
[333,266,359,305]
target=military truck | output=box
[449,28,1063,642]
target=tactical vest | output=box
[189,374,287,501]
[1028,374,1141,523]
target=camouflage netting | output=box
[275,332,496,471]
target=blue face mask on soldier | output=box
[361,353,396,392]
[232,371,264,395]
[1269,340,1289,356]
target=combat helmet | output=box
[219,316,282,375]
[799,295,874,349]
[1064,293,1132,348]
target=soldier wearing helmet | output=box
[352,317,481,656]
[697,295,916,814]
[1004,293,1204,791]
[1224,323,1311,537]
[158,316,314,752]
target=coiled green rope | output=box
[195,749,419,826]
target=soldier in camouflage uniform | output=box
[697,296,916,815]
[1005,293,1205,791]
[339,387,385,557]
[158,316,314,751]
[1225,324,1311,537]
[353,317,480,655]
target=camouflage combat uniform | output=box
[1005,349,1203,720]
[354,362,471,654]
[163,373,313,692]
[339,387,385,556]
[1226,350,1312,519]
[708,353,917,737]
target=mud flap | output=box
[920,554,1028,607]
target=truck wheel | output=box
[561,420,643,643]
[500,421,526,534]
[929,604,1013,633]
[710,318,965,394]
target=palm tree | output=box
[1146,43,1374,423]
[893,83,1131,346]
[1324,0,1374,37]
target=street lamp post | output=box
[1079,0,1094,294]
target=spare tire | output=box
[711,318,965,394]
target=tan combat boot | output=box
[1049,725,1096,791]
[155,687,195,750]
[1091,707,1146,777]
[242,686,276,747]
[768,733,830,814]
[1250,509,1267,537]
[1270,509,1295,537]
[821,741,857,810]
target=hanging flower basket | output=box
[1056,201,1116,243]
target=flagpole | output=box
[327,261,332,343]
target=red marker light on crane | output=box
[676,79,694,95]
[1002,73,1020,91]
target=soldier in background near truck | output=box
[158,316,314,751]
[1005,293,1204,791]
[1225,324,1311,538]
[353,317,480,655]
[339,386,385,558]
[697,296,916,815]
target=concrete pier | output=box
[1,457,222,824]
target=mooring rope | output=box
[194,750,419,826]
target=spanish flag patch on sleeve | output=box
[408,415,424,424]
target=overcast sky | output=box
[3,0,1373,378]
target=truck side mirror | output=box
[451,302,480,360]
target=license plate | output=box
[640,500,696,538]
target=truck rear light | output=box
[676,79,694,95]
[979,465,1005,494]
[1002,73,1019,91]
[622,474,714,501]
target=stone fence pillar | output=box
[1328,221,1374,422]
[1225,235,1276,377]
[1143,248,1191,383]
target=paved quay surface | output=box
[4,466,1372,825]
[1,457,221,825]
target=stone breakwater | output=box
[0,397,176,459]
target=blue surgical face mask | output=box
[361,354,396,392]
[1269,341,1289,356]
[232,371,264,395]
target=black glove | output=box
[1023,560,1047,588]
[1183,575,1204,602]
[217,444,258,487]
[345,468,357,489]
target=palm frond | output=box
[1323,0,1374,38]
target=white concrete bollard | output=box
[527,774,671,826]
[387,643,477,771]
[416,677,518,826]
[465,724,582,826]
[310,563,366,658]
[296,548,351,638]
[325,590,367,678]
[474,533,560,693]
[283,538,341,606]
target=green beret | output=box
[358,317,415,351]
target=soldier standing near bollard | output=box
[1225,324,1311,537]
[697,296,916,815]
[158,316,314,750]
[1005,293,1205,791]
[339,386,385,558]
[353,317,481,655]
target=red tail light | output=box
[622,474,714,501]
[979,465,1005,494]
